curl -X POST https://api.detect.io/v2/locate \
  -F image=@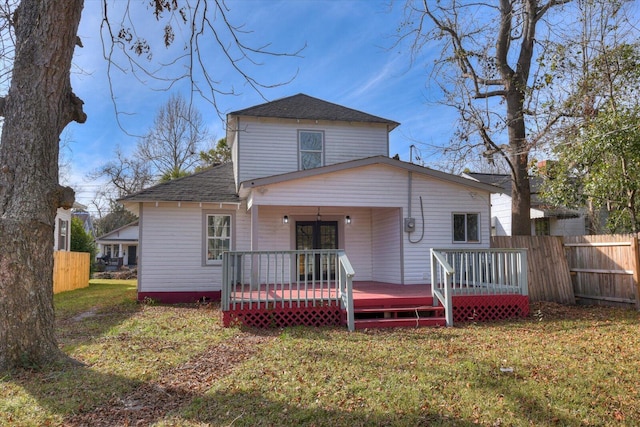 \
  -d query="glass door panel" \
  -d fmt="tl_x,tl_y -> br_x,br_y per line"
295,221 -> 338,280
